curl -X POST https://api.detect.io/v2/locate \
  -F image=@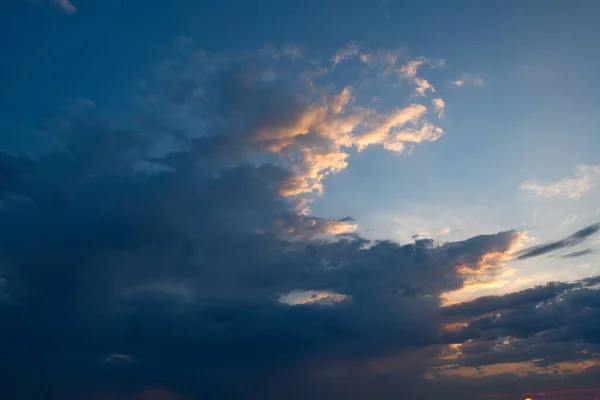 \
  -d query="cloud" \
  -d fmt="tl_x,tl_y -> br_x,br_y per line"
515,223 -> 600,260
440,281 -> 578,319
51,0 -> 76,13
398,59 -> 436,96
131,41 -> 444,202
104,353 -> 134,364
278,290 -> 350,306
399,59 -> 423,78
3,37 -> 600,400
450,73 -> 484,86
559,249 -> 594,258
0,39 -> 505,399
353,103 -> 428,150
432,97 -> 445,118
429,277 -> 600,396
521,165 -> 600,199
332,42 -> 360,65
523,387 -> 600,399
